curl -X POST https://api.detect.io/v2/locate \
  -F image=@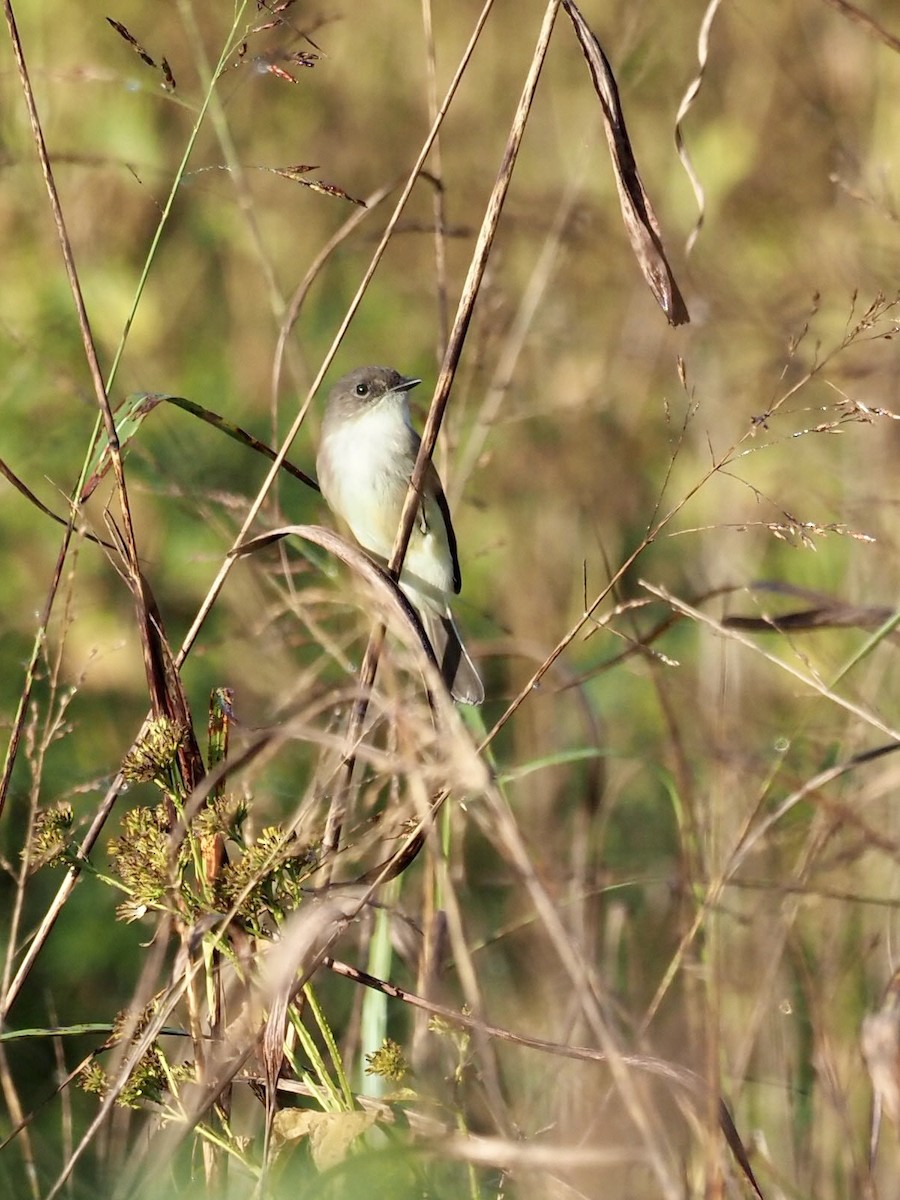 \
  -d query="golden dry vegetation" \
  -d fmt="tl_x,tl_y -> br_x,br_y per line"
2,2 -> 900,1197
